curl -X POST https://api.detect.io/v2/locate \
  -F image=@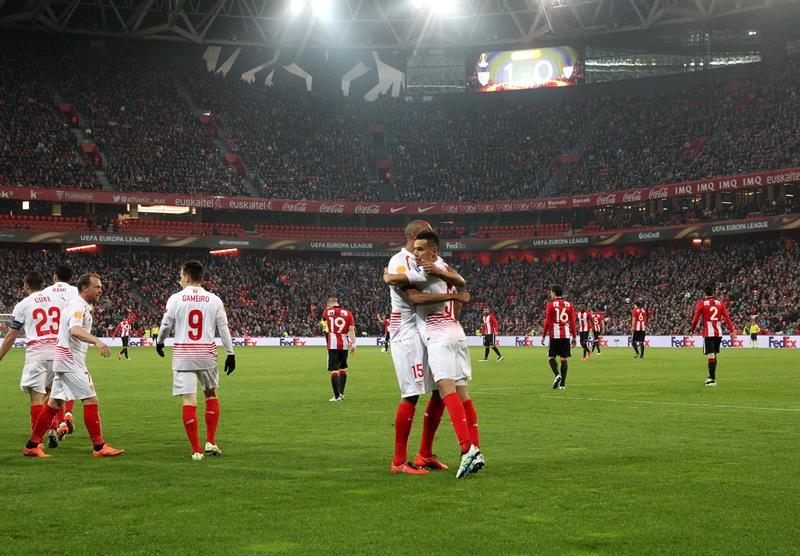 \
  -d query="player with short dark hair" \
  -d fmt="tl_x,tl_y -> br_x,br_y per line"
541,285 -> 577,390
589,306 -> 606,354
690,285 -> 736,387
479,308 -> 503,362
113,309 -> 137,361
631,300 -> 648,359
575,306 -> 591,360
323,298 -> 356,402
377,313 -> 391,352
